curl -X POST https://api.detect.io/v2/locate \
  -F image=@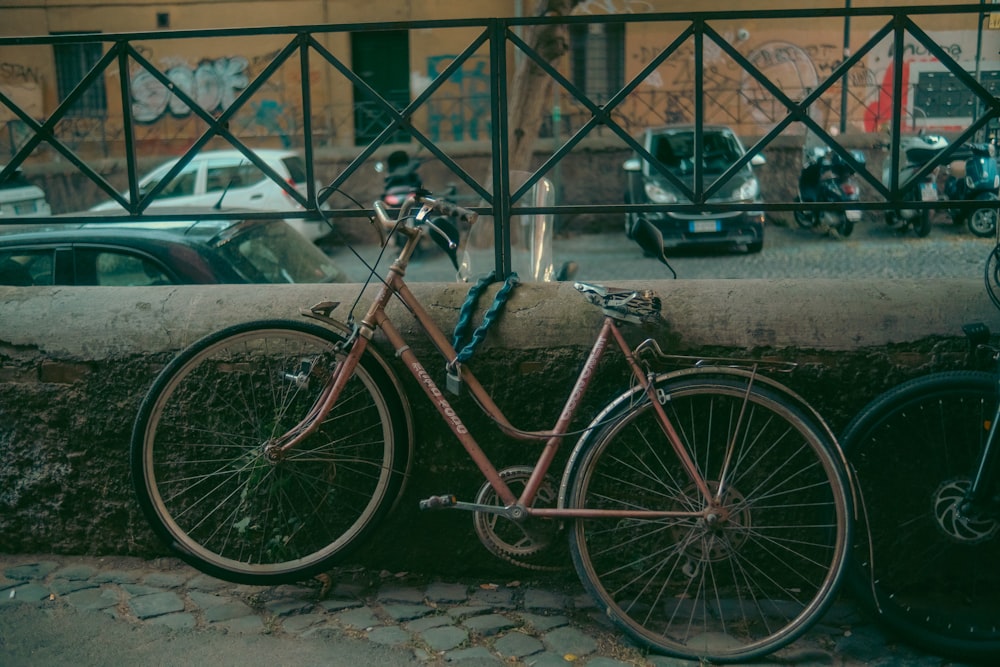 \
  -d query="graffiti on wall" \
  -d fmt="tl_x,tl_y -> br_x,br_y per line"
0,61 -> 44,122
621,28 -> 995,136
423,55 -> 490,142
131,56 -> 251,122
